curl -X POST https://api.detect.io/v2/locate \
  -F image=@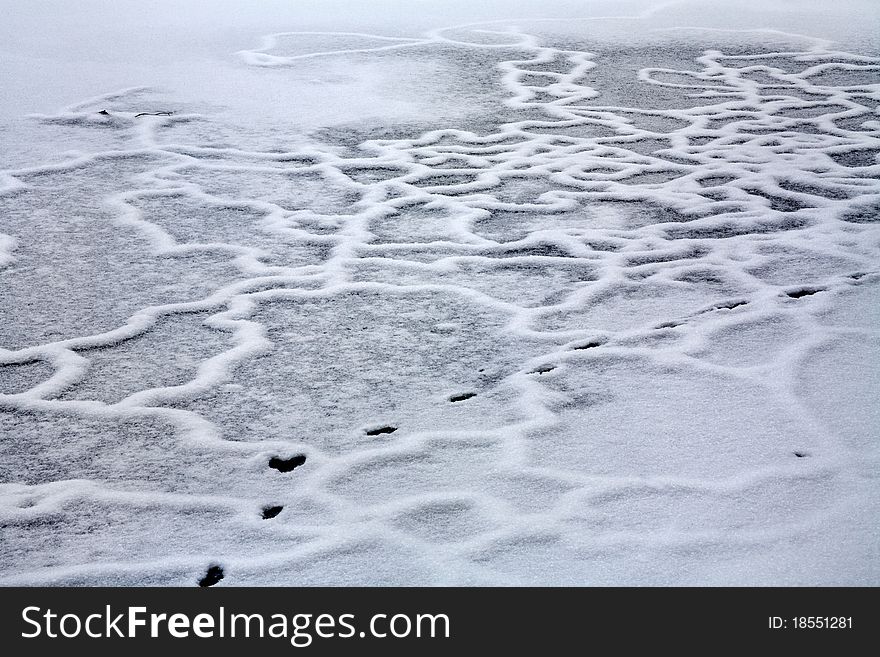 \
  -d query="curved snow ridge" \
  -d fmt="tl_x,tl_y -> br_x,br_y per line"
1,23 -> 878,585
236,31 -> 430,67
